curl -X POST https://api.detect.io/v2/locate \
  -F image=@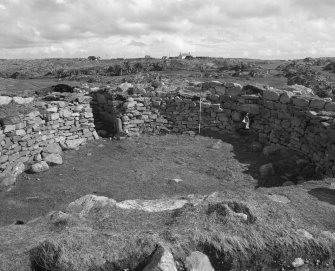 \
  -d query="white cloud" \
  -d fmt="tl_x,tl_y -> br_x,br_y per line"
0,0 -> 335,59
